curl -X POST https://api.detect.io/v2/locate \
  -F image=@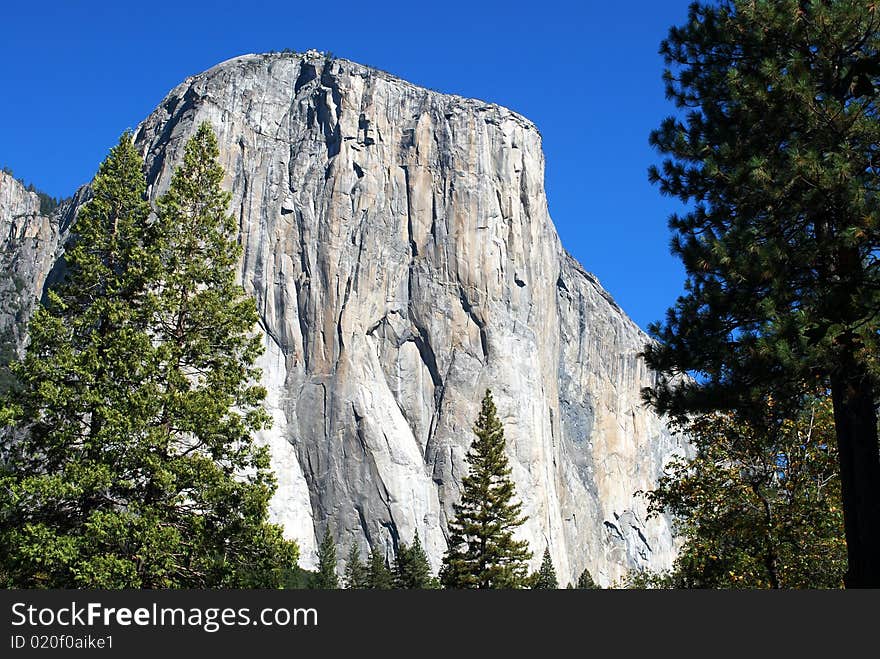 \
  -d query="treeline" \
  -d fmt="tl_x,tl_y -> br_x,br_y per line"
308,528 -> 439,590
301,529 -> 599,590
1,165 -> 65,215
300,392 -> 601,590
